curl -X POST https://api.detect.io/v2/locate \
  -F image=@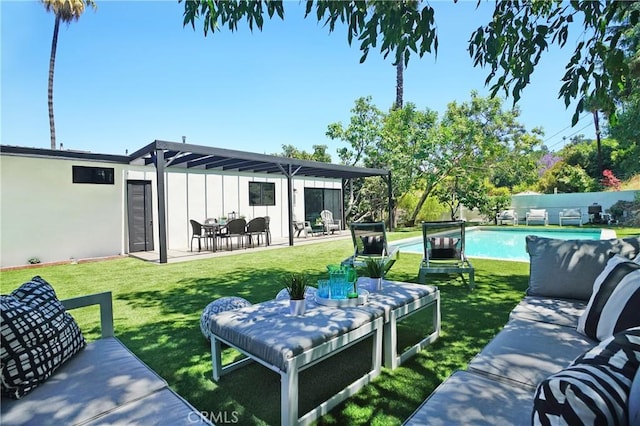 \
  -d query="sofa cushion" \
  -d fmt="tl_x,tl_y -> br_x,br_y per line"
532,327 -> 640,425
467,318 -> 596,389
526,236 -> 640,301
0,277 -> 86,399
509,296 -> 586,328
576,255 -> 640,341
0,337 -> 168,426
403,370 -> 534,426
